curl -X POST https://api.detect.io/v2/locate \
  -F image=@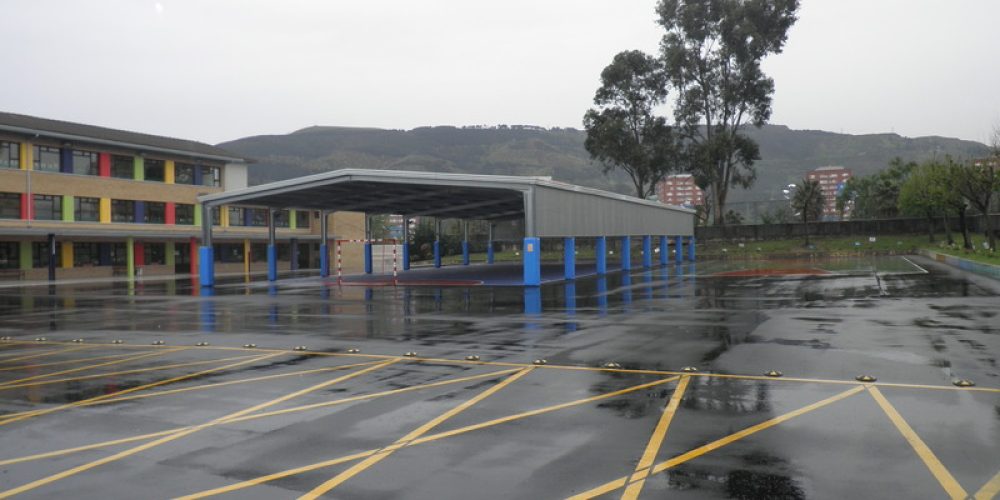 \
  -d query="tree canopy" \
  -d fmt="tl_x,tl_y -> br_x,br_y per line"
657,0 -> 799,224
790,178 -> 823,244
583,50 -> 680,199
